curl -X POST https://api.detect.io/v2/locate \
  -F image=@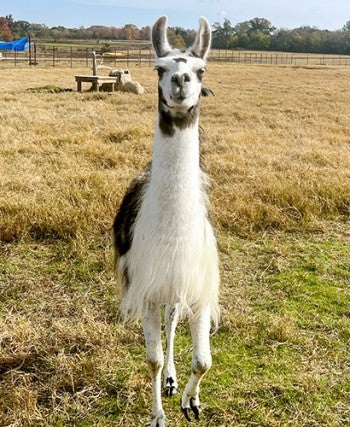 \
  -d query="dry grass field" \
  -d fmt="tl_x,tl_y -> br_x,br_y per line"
0,63 -> 349,426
